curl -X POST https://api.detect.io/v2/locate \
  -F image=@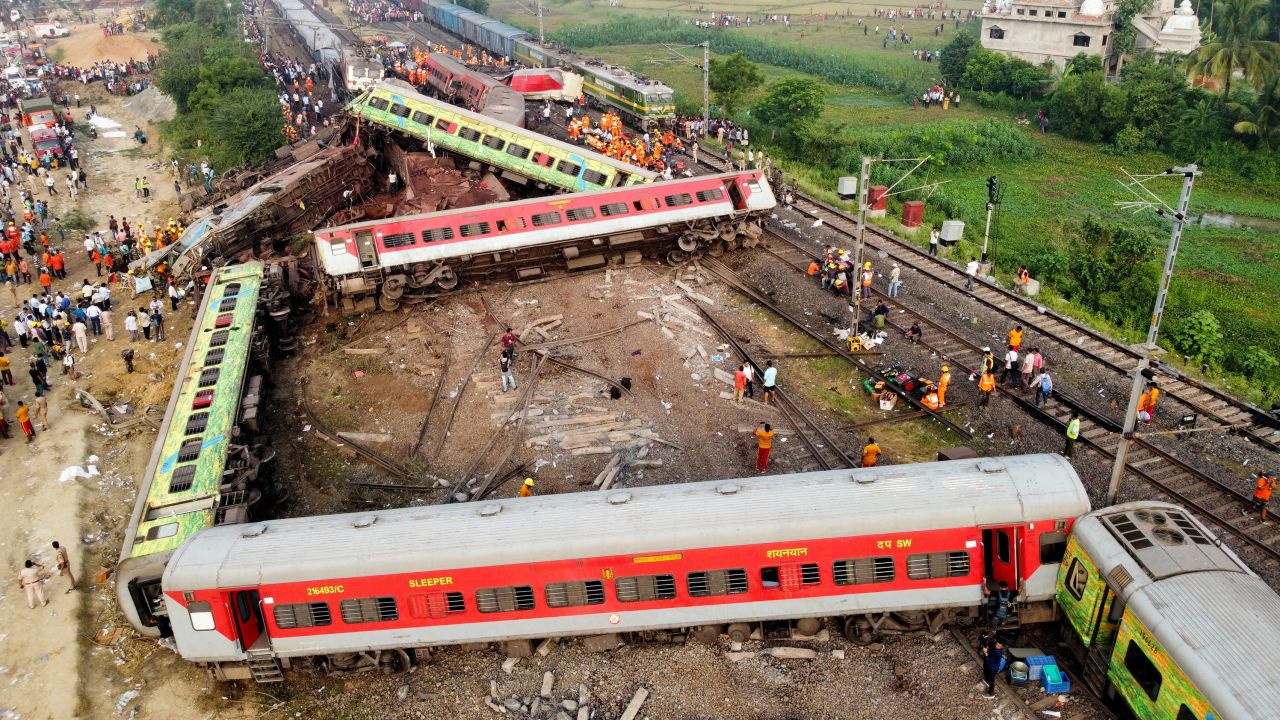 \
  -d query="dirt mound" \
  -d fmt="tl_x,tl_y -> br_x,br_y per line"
121,84 -> 176,123
51,23 -> 159,67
